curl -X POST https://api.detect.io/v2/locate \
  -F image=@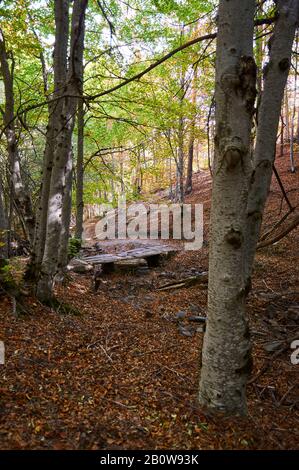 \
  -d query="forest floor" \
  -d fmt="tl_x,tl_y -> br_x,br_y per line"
0,152 -> 298,450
